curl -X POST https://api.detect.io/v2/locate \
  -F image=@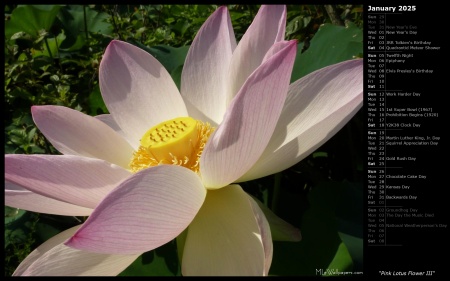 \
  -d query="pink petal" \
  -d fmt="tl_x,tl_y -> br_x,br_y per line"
5,154 -> 131,209
181,6 -> 236,125
65,165 -> 206,254
32,105 -> 134,168
262,40 -> 294,63
200,41 -> 297,188
239,59 -> 363,181
100,40 -> 188,147
182,185 -> 269,276
14,226 -> 139,276
228,5 -> 286,103
5,181 -> 93,216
